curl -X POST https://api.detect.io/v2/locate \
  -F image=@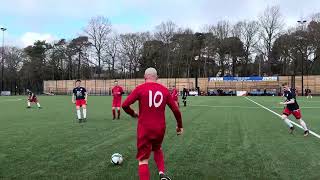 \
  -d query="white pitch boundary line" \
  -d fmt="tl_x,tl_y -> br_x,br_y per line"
189,104 -> 320,109
189,105 -> 259,109
245,97 -> 320,139
263,100 -> 320,103
0,98 -> 22,102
